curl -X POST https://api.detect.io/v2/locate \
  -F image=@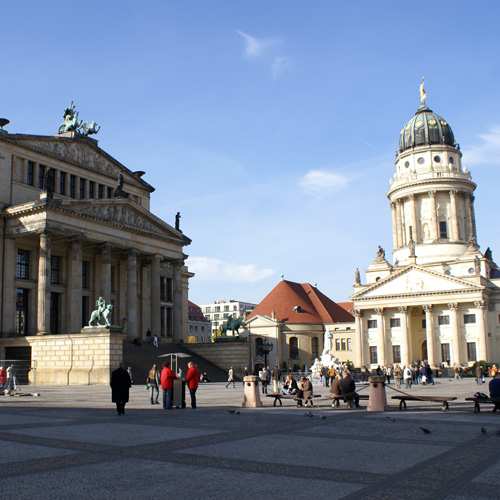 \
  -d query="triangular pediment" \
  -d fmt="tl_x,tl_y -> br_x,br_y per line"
6,135 -> 152,191
245,314 -> 280,327
352,265 -> 483,300
66,200 -> 186,241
